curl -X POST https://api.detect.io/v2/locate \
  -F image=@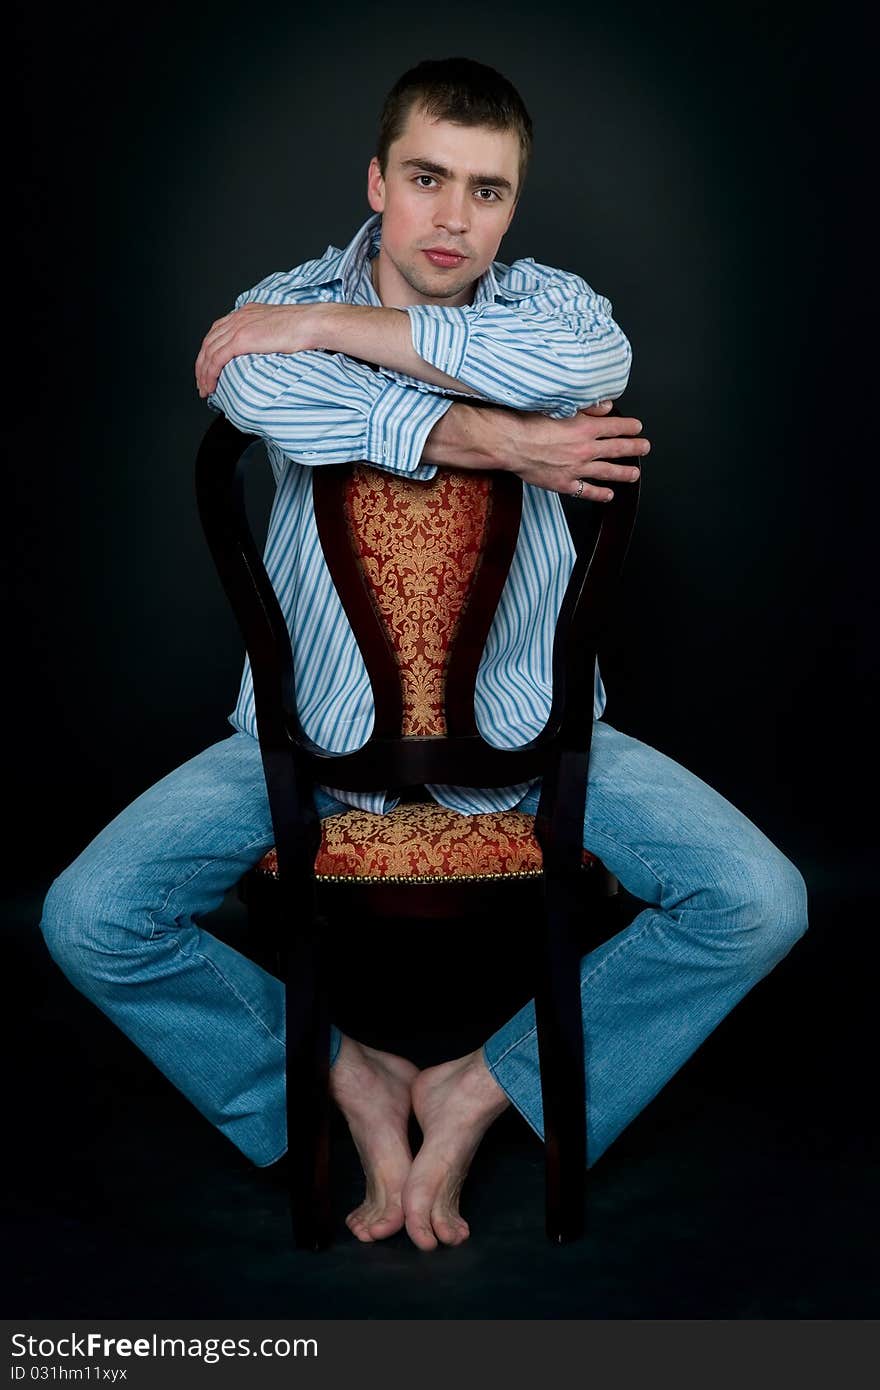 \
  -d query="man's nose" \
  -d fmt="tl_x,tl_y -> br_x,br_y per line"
434,186 -> 470,235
